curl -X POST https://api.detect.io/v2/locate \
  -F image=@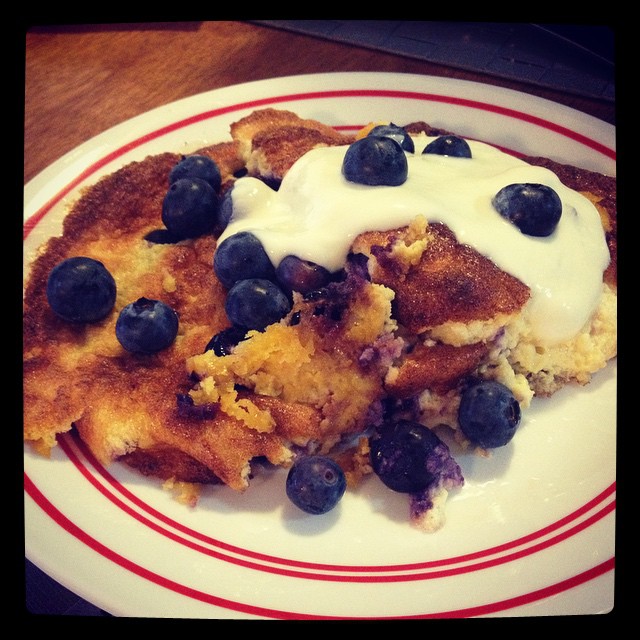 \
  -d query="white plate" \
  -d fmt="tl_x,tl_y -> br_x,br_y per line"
24,72 -> 616,619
